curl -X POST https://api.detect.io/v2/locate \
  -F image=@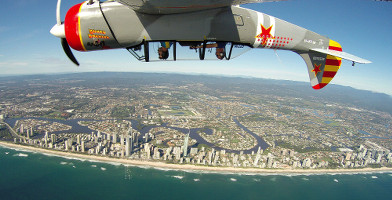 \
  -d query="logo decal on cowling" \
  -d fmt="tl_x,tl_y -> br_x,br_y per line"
88,29 -> 109,39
